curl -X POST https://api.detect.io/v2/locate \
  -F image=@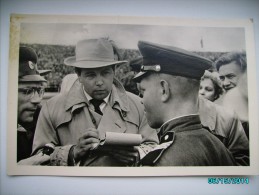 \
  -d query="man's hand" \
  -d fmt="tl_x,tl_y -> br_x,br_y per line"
101,146 -> 140,166
18,153 -> 50,165
73,128 -> 99,162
